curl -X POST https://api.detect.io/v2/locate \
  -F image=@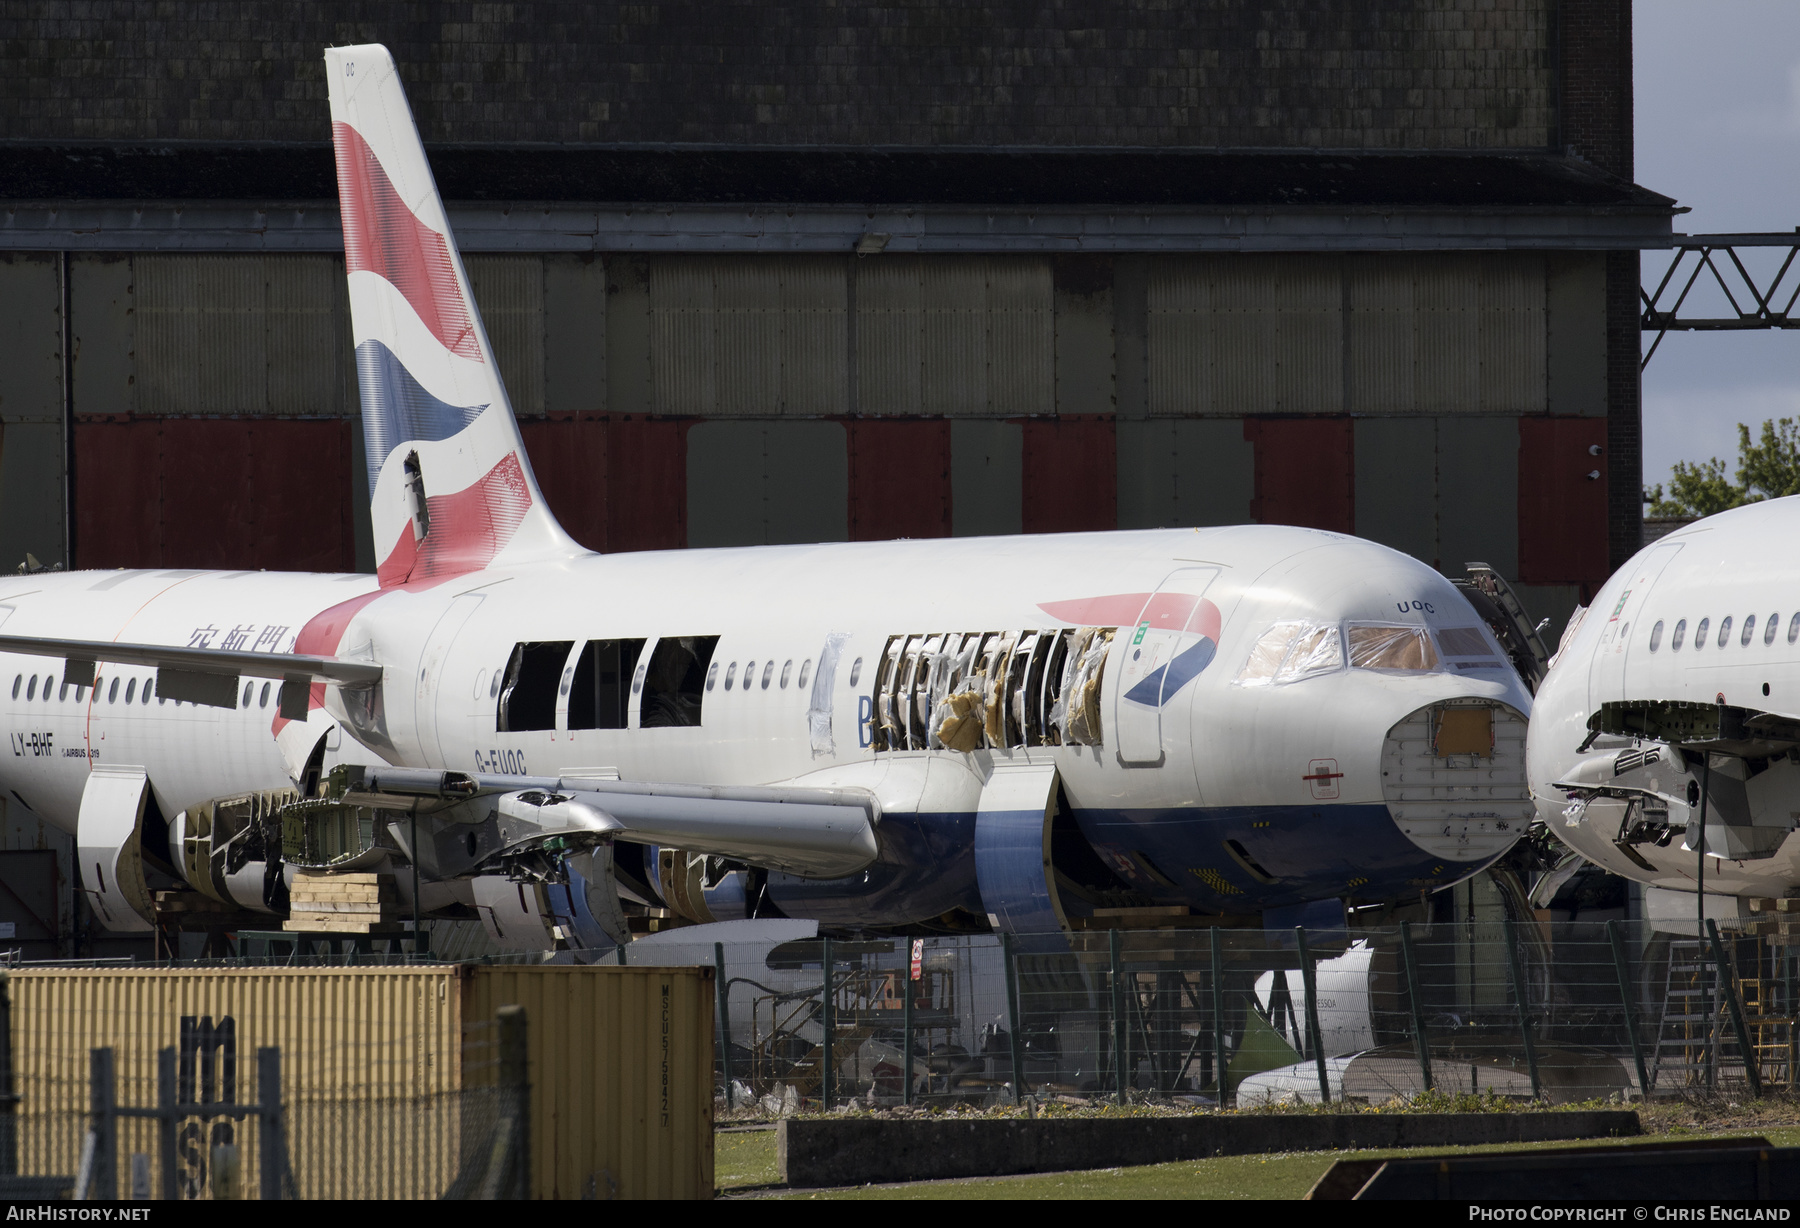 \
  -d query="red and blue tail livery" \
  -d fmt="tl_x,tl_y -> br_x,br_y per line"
325,45 -> 573,588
